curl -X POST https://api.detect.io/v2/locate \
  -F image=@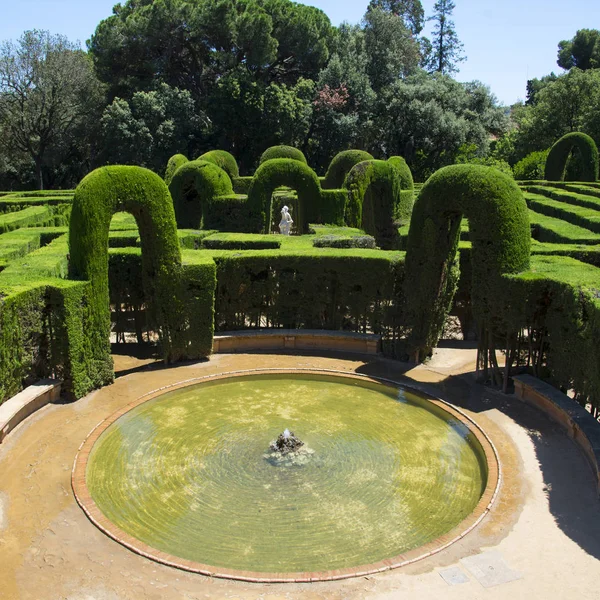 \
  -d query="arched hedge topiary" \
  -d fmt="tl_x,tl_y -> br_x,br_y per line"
198,150 -> 240,179
544,132 -> 599,182
322,150 -> 374,189
68,166 -> 189,381
247,159 -> 321,233
343,160 -> 412,248
259,145 -> 307,165
168,160 -> 234,229
404,164 -> 530,361
164,154 -> 189,186
387,156 -> 414,222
